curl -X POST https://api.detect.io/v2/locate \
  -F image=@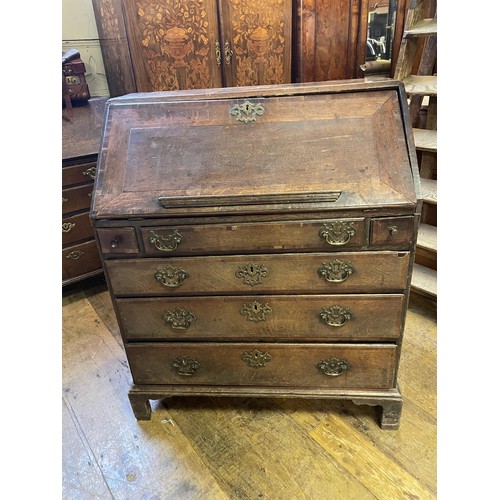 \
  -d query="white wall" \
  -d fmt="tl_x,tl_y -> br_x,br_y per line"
62,0 -> 109,97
